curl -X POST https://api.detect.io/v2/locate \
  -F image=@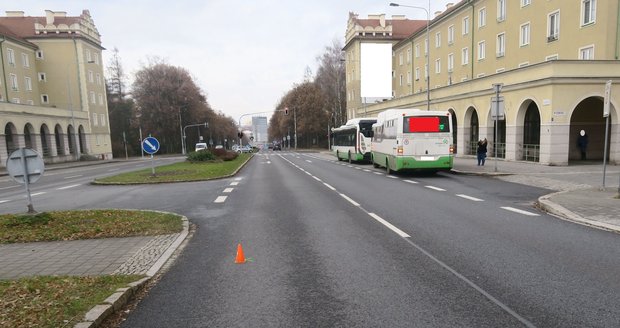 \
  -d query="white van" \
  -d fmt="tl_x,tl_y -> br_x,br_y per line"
195,143 -> 207,152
